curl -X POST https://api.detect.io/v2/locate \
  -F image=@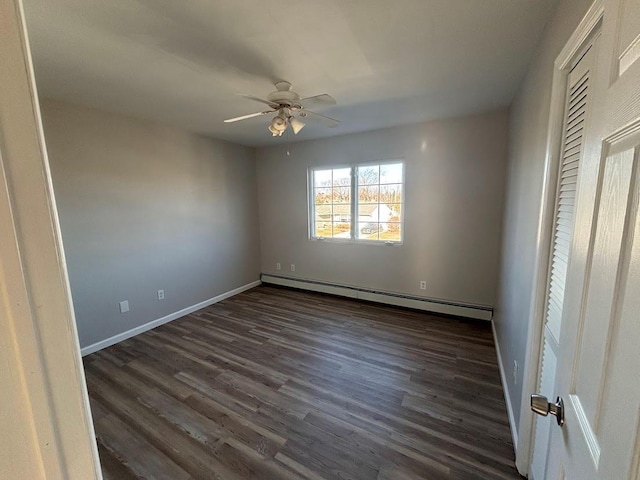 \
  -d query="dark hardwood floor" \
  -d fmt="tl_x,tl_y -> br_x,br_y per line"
84,285 -> 522,480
